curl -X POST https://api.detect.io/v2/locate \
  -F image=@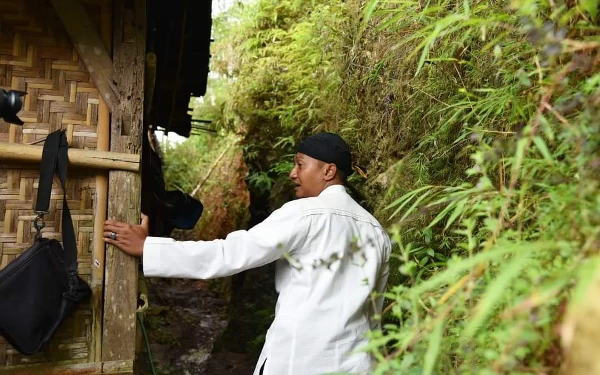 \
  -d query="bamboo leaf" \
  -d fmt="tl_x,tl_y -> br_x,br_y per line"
398,188 -> 437,222
445,198 -> 467,230
385,185 -> 434,219
362,0 -> 381,23
377,11 -> 407,31
416,41 -> 432,75
411,241 -> 557,295
462,252 -> 532,341
358,0 -> 381,39
414,14 -> 468,75
581,0 -> 599,18
569,255 -> 600,306
426,200 -> 457,229
512,137 -> 529,177
423,317 -> 445,375
533,136 -> 554,162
